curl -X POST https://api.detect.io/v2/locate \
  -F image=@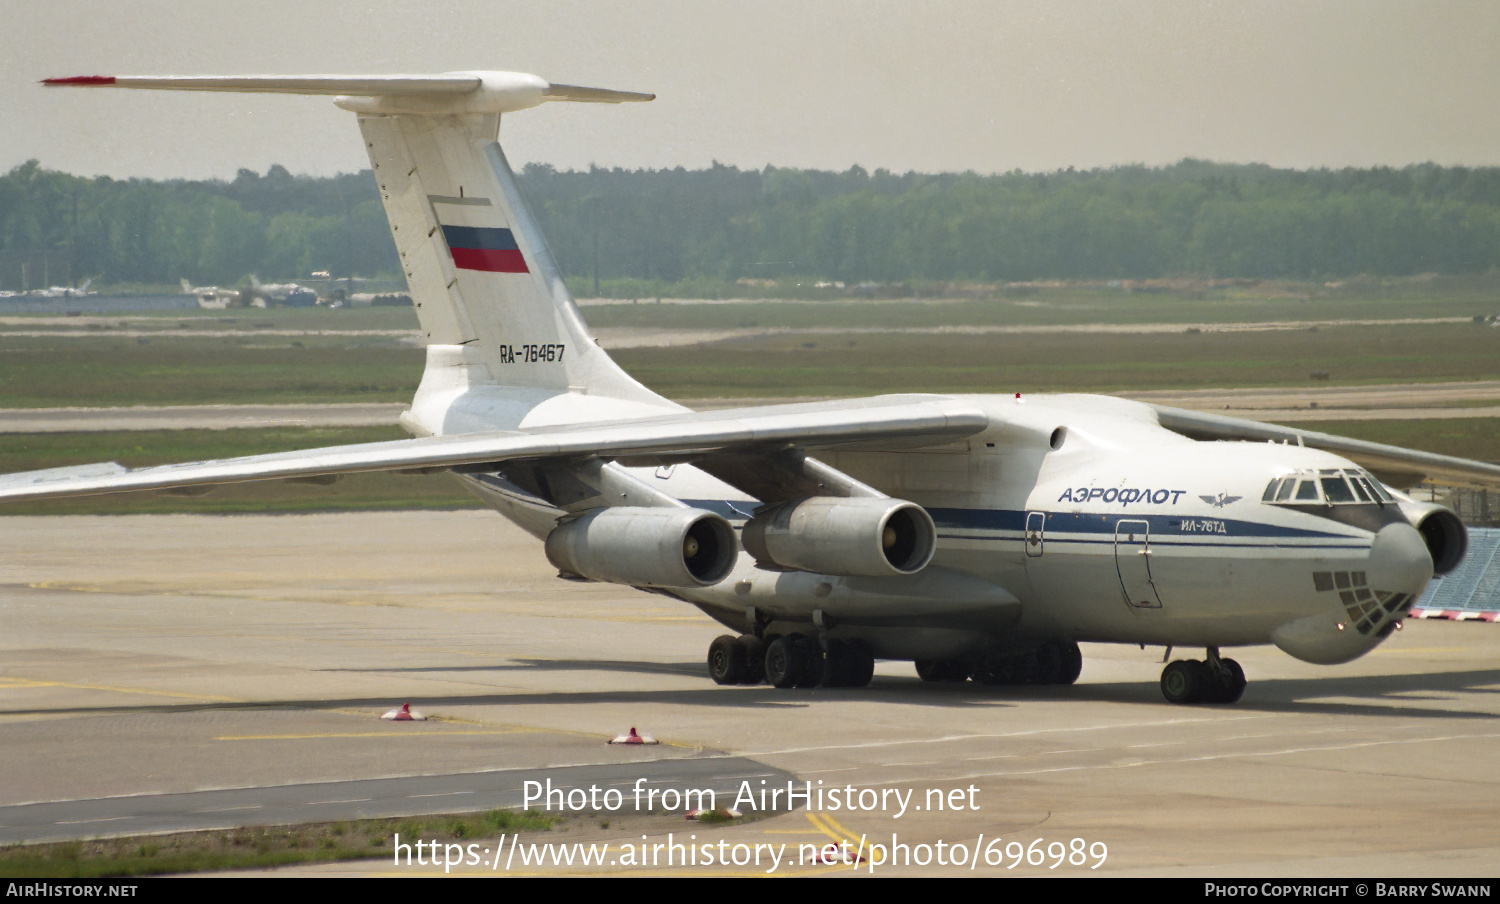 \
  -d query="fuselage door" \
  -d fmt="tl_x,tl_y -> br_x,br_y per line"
1114,518 -> 1162,608
1025,511 -> 1045,557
